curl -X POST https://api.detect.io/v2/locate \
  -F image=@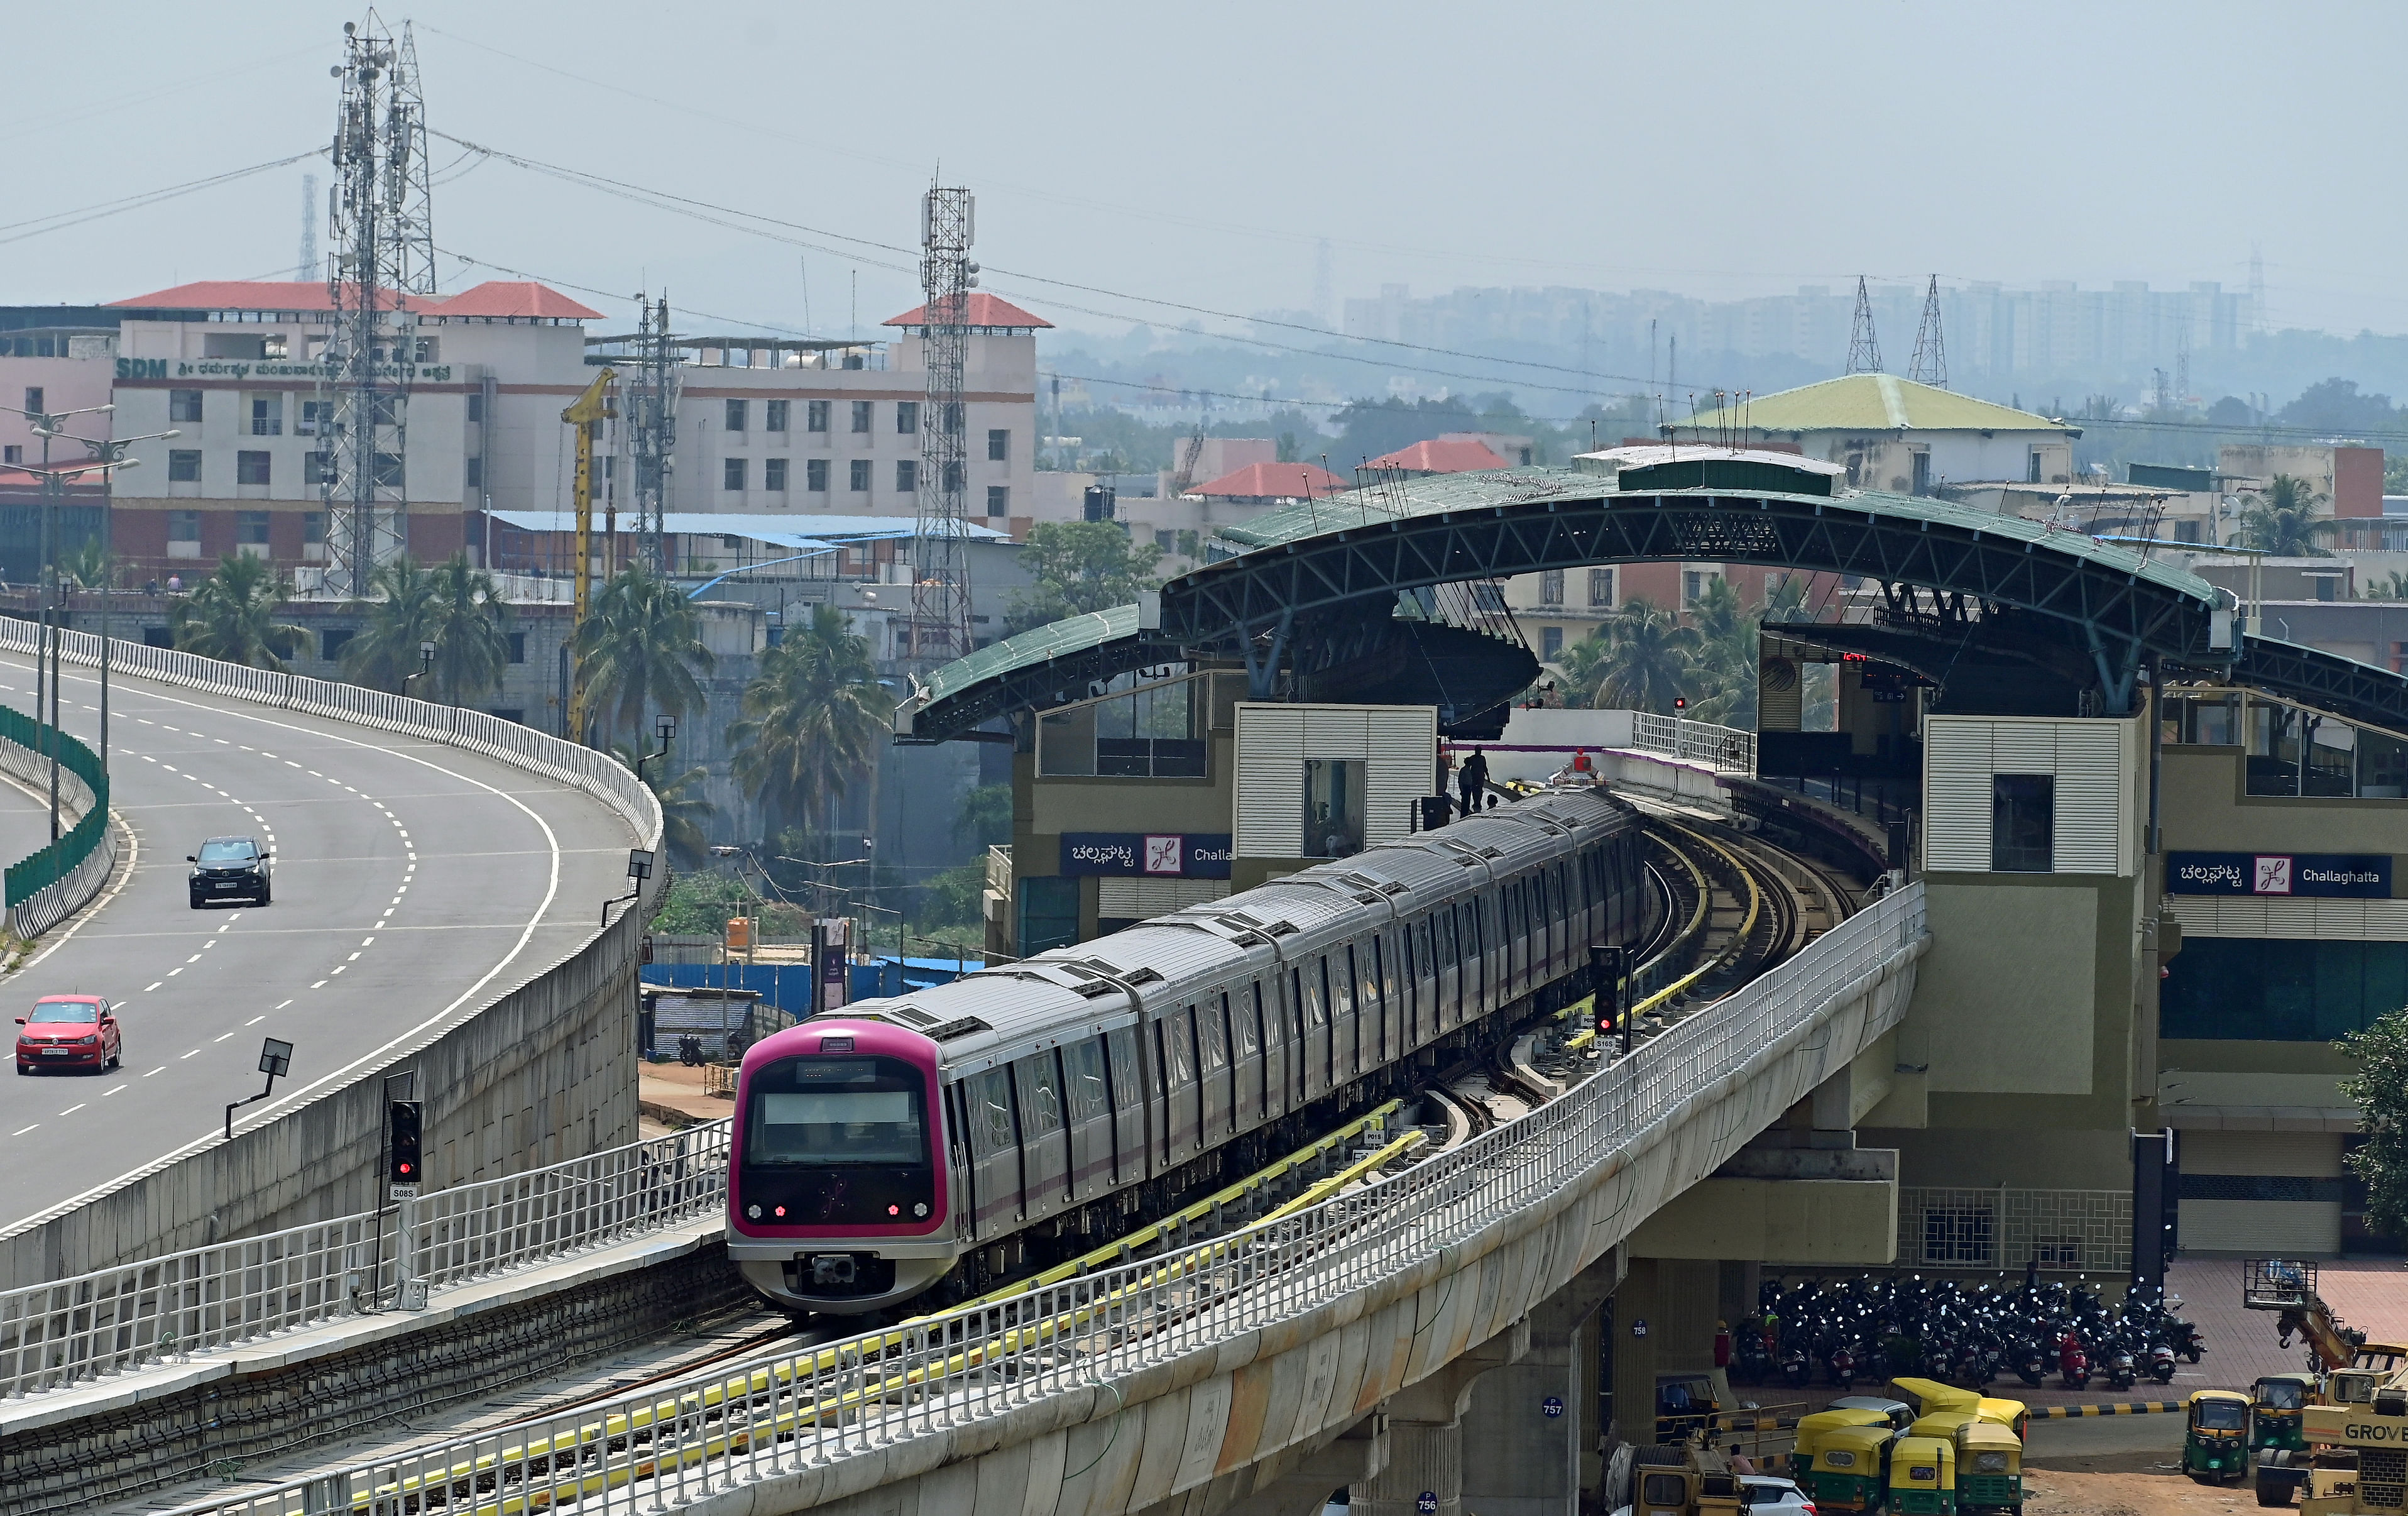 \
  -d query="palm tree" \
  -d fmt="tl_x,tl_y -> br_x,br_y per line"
170,554 -> 304,669
610,741 -> 715,869
2239,475 -> 2334,556
1562,596 -> 1699,714
341,557 -> 439,692
571,566 -> 714,745
730,603 -> 890,840
420,552 -> 512,706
